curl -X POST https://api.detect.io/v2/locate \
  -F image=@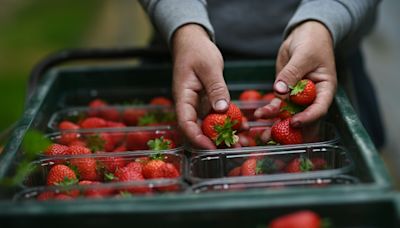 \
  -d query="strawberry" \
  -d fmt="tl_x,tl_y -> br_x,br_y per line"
142,159 -> 166,179
279,100 -> 304,120
225,103 -> 243,130
126,131 -> 154,150
65,145 -> 91,156
163,163 -> 180,178
228,166 -> 241,177
86,133 -> 115,152
240,158 -> 262,176
239,90 -> 262,101
310,157 -> 328,170
125,162 -> 143,174
47,164 -> 78,186
44,144 -> 68,156
147,137 -> 176,150
285,157 -> 314,173
262,92 -> 275,102
88,99 -> 107,117
114,165 -> 151,194
202,113 -> 239,147
99,155 -> 127,173
113,144 -> 127,152
70,157 -> 101,181
290,79 -> 316,106
68,139 -> 87,147
259,157 -> 285,174
80,117 -> 107,129
99,108 -> 120,122
37,191 -> 55,201
149,96 -> 173,106
53,194 -> 74,200
271,118 -> 303,145
79,180 -> 114,198
58,121 -> 80,145
268,210 -> 322,228
122,108 -> 147,126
